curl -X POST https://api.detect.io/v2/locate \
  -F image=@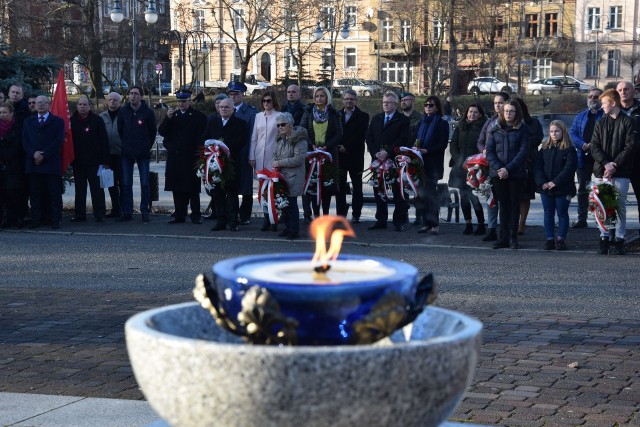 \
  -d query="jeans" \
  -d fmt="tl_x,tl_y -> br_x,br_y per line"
575,159 -> 594,222
602,177 -> 629,240
487,184 -> 499,229
121,157 -> 150,216
540,193 -> 571,240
